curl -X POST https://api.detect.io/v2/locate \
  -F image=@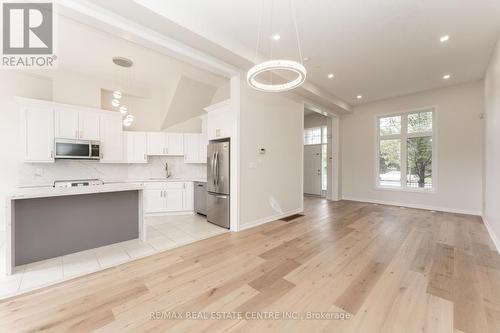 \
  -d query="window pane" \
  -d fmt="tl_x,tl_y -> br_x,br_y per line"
379,139 -> 401,187
322,144 -> 327,191
304,127 -> 322,145
322,126 -> 328,144
379,116 -> 401,136
408,111 -> 432,133
407,136 -> 432,189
